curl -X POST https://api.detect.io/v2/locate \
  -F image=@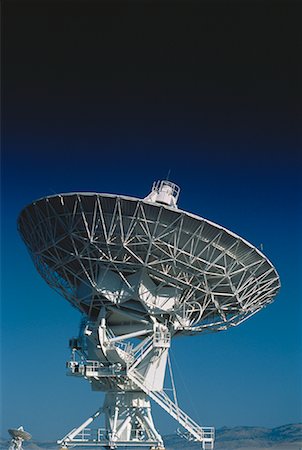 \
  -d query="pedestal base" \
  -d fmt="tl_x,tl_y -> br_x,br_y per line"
104,391 -> 163,446
58,391 -> 163,449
